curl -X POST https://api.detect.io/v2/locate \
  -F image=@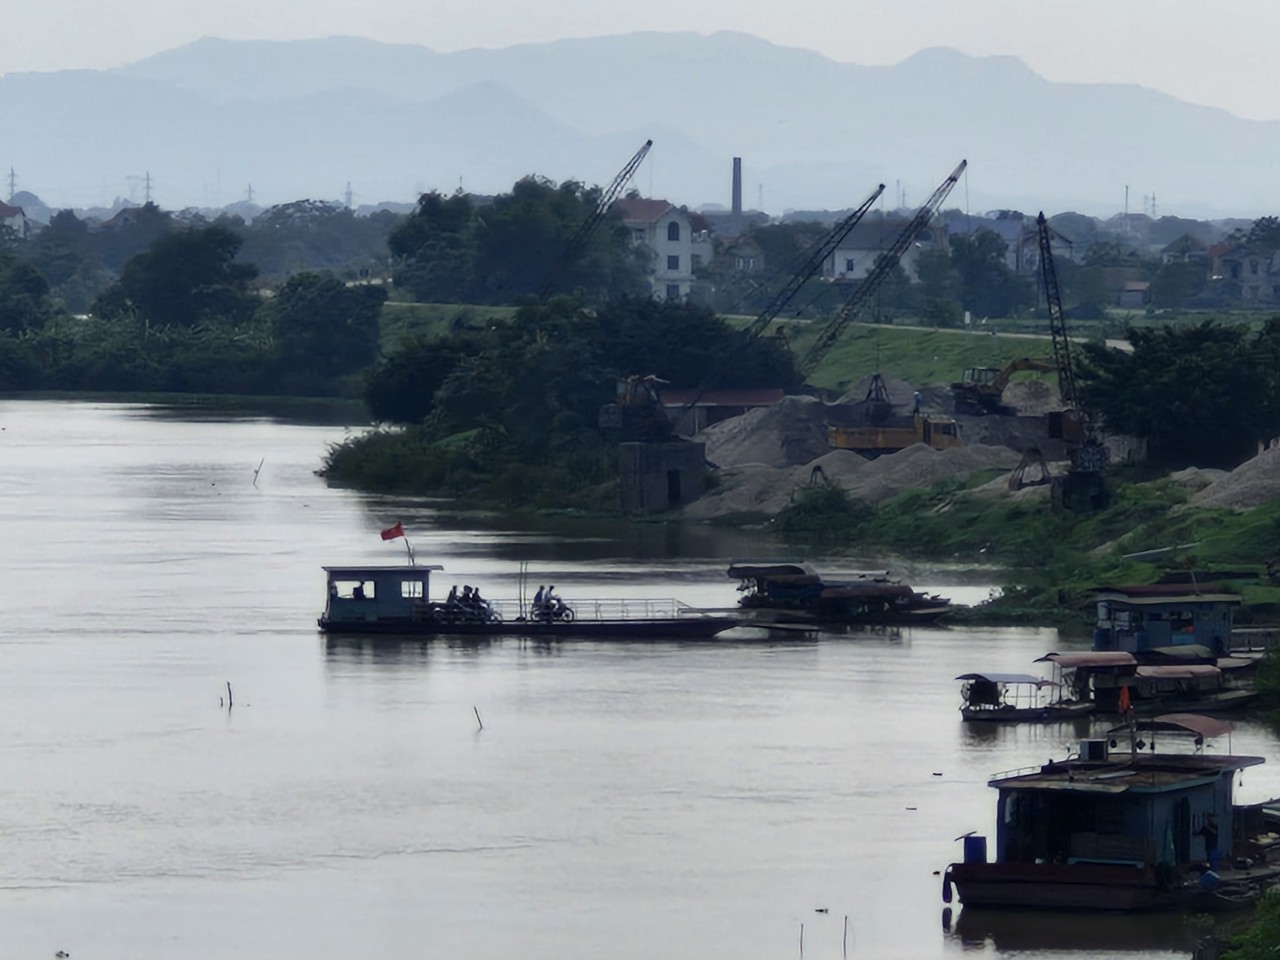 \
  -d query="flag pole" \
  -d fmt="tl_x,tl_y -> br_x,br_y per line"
404,535 -> 415,566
